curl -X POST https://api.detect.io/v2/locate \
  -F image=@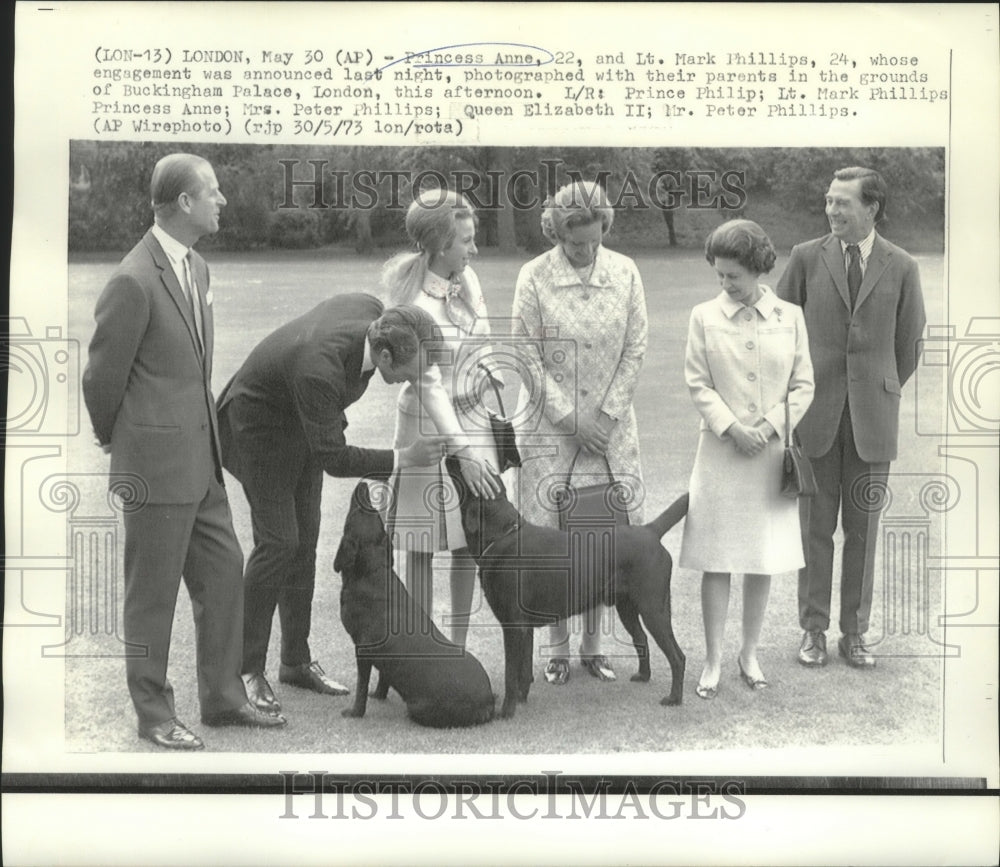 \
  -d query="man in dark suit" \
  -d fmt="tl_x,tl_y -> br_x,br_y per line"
217,297 -> 500,714
777,166 -> 926,669
83,153 -> 286,750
